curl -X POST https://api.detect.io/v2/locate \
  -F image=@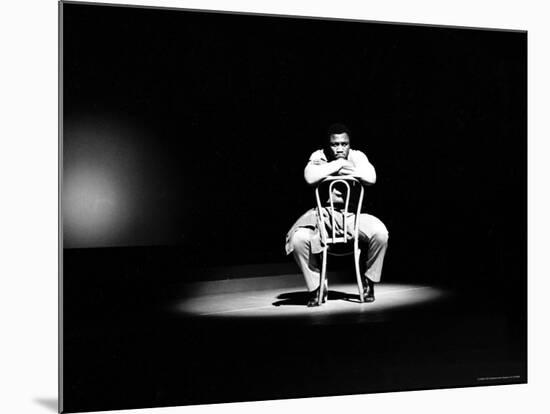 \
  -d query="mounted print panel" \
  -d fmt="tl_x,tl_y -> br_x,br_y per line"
60,1 -> 527,412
